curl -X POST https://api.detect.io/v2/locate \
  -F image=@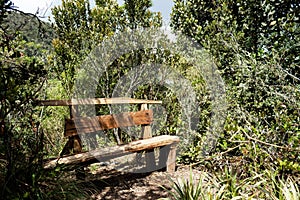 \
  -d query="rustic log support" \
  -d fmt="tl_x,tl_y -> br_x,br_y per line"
166,144 -> 177,173
44,135 -> 180,170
